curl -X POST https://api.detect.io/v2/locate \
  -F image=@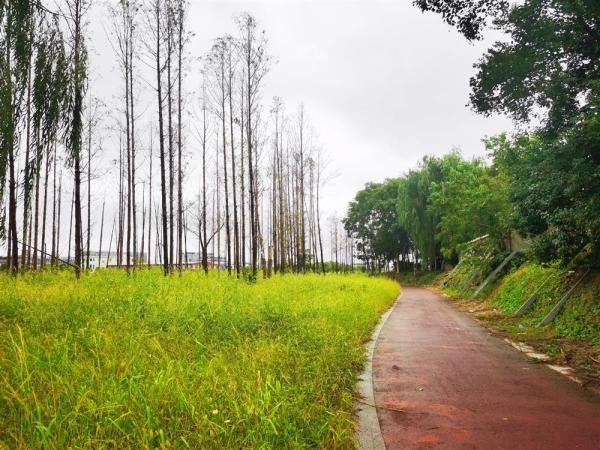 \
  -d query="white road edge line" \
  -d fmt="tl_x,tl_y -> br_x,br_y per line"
355,291 -> 403,450
503,338 -> 582,384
